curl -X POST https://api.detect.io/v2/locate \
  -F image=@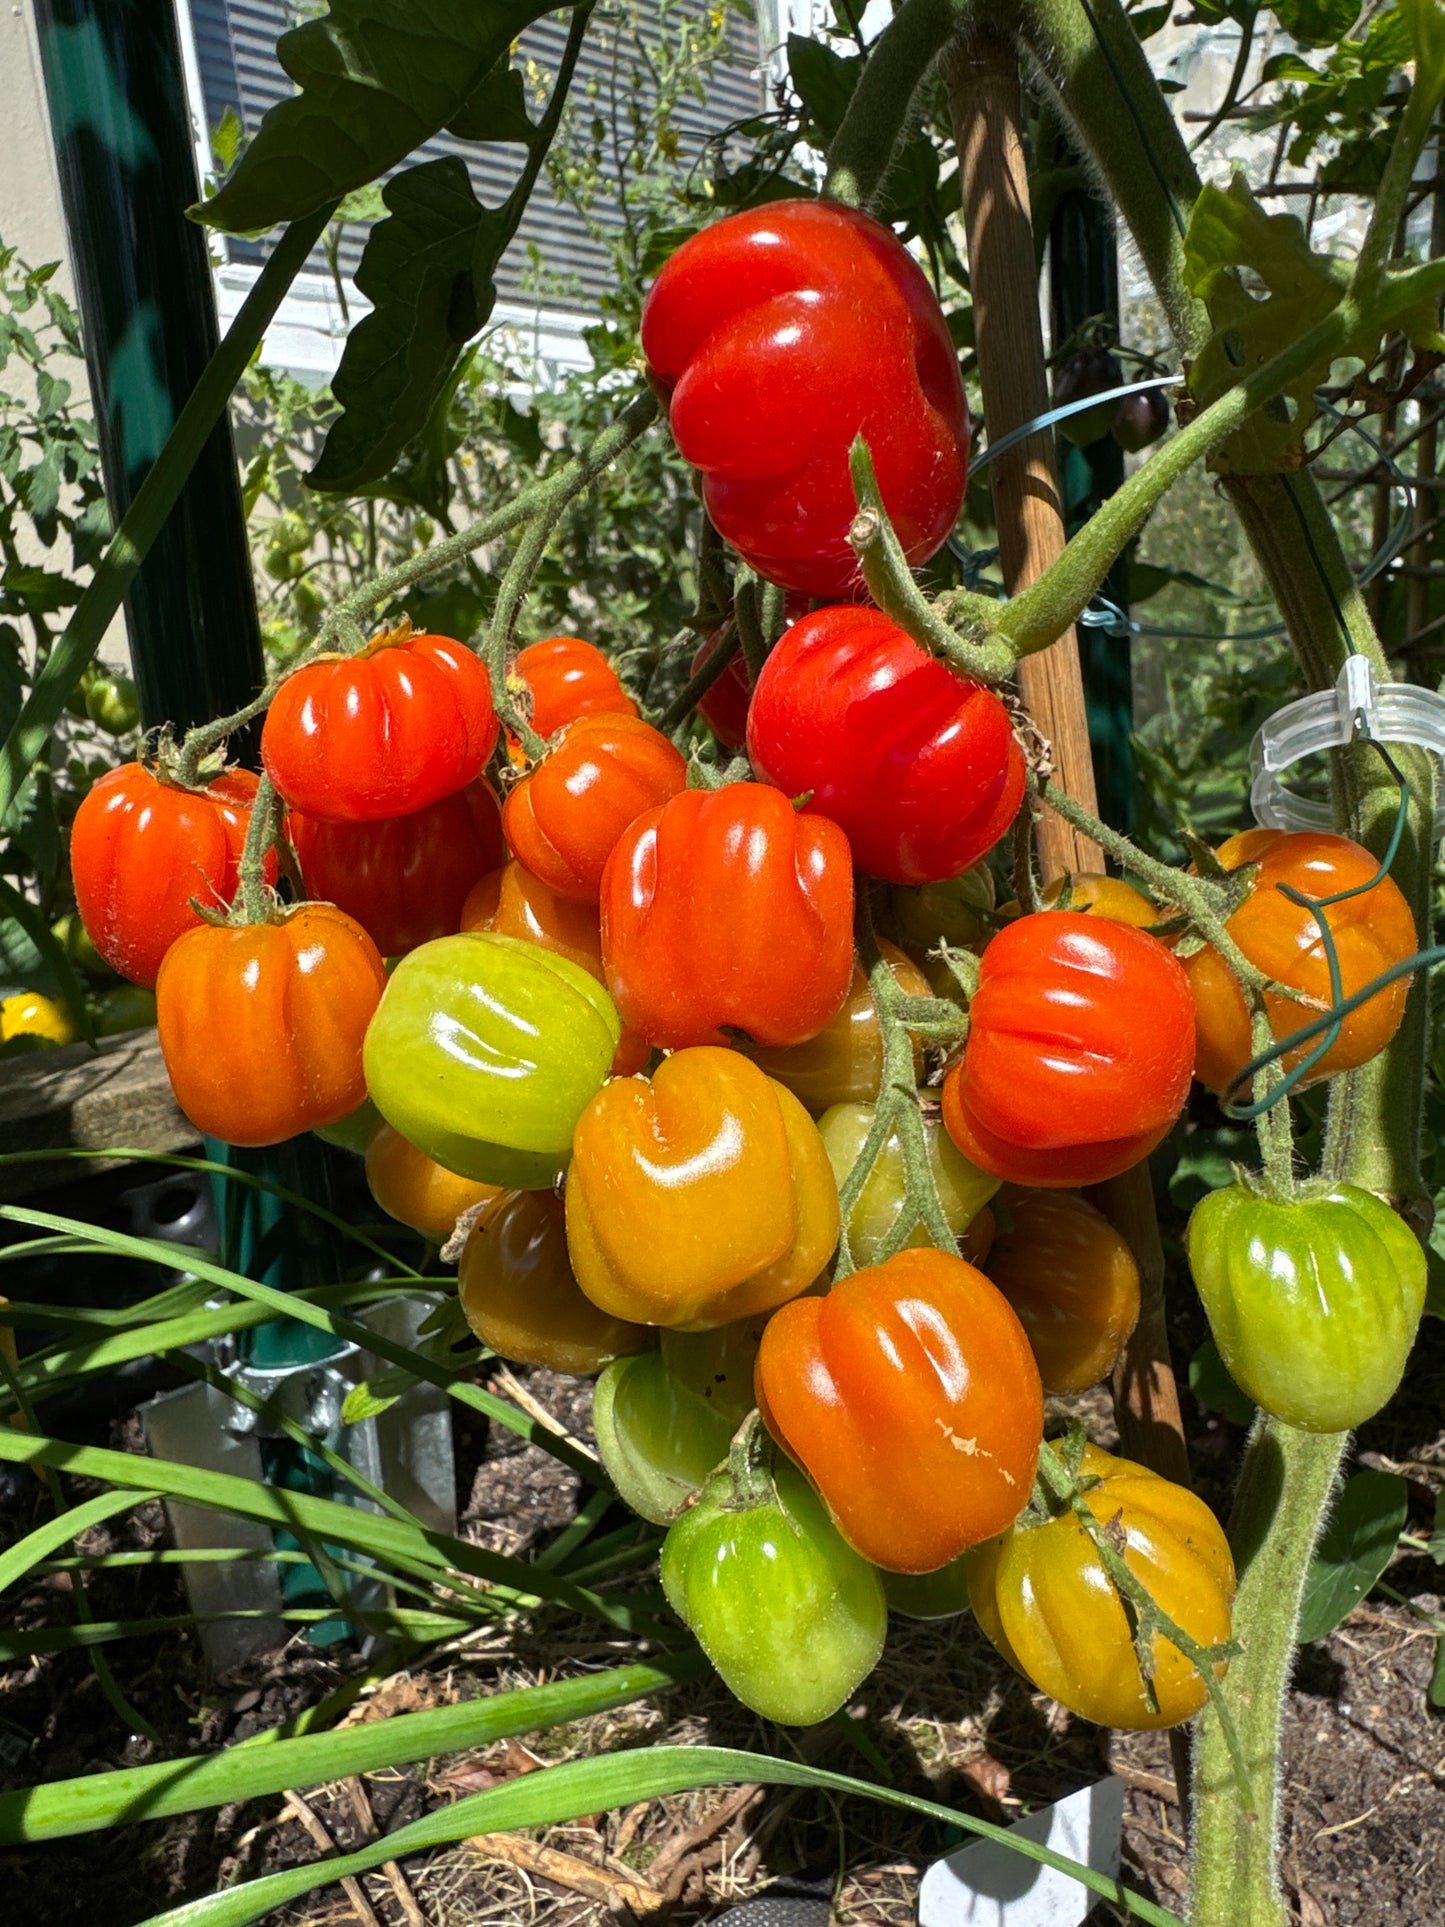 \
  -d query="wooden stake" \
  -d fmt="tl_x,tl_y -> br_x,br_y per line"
946,33 -> 1189,1486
